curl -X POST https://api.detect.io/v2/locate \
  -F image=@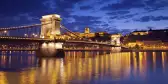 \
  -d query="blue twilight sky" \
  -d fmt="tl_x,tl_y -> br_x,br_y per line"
0,0 -> 168,34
